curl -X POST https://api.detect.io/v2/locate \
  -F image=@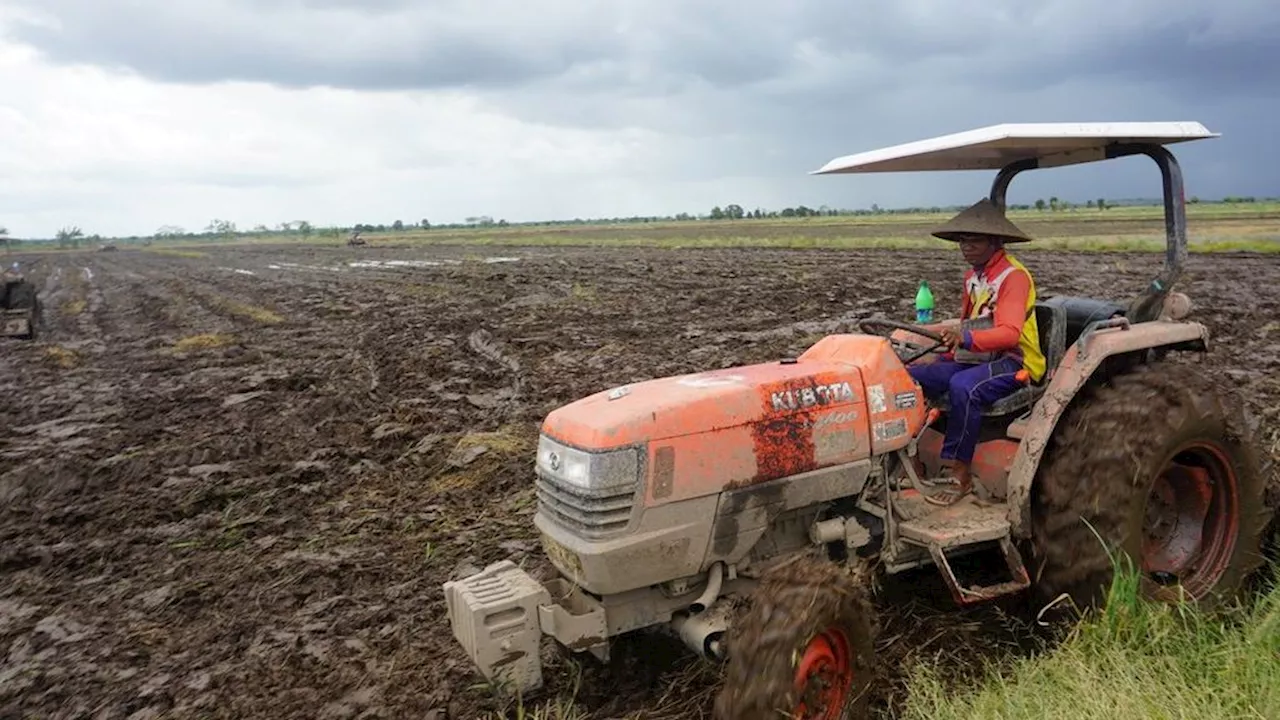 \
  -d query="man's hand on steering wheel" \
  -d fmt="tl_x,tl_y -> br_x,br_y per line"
939,327 -> 963,350
855,317 -> 951,365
